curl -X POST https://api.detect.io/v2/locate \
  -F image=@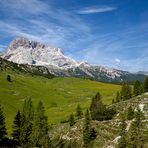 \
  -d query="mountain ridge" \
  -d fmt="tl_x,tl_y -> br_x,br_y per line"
2,37 -> 146,83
